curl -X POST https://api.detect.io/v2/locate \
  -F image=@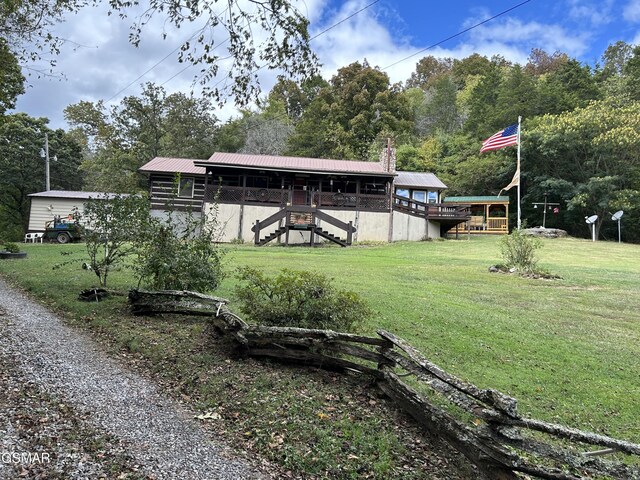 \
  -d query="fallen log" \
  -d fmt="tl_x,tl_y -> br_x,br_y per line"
128,289 -> 228,316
